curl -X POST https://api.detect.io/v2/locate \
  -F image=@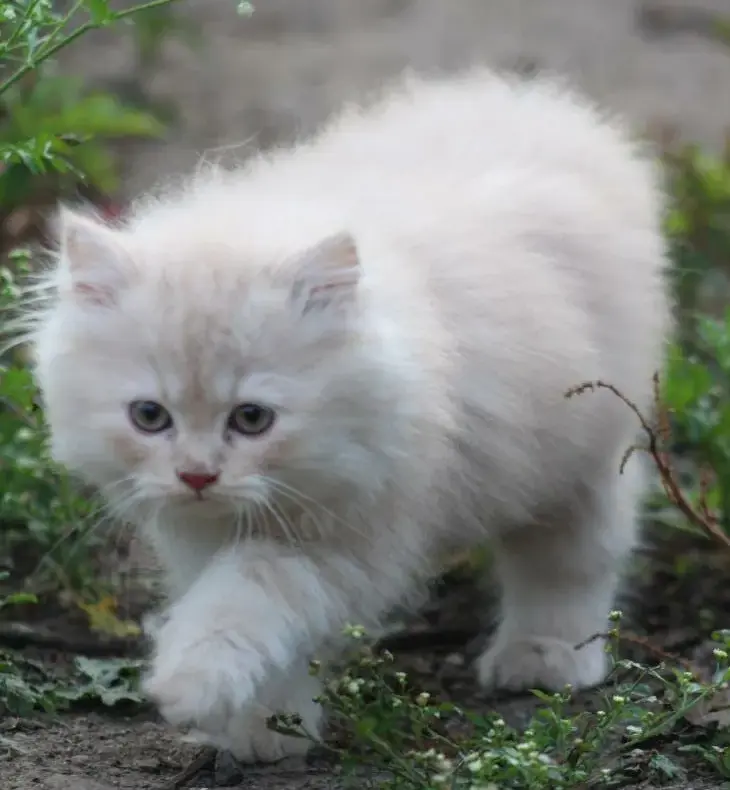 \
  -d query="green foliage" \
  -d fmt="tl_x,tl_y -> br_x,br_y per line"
58,656 -> 145,708
663,141 -> 730,343
276,621 -> 730,789
0,651 -> 144,717
663,310 -> 730,531
0,263 -> 98,593
660,143 -> 730,533
0,0 -> 180,209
